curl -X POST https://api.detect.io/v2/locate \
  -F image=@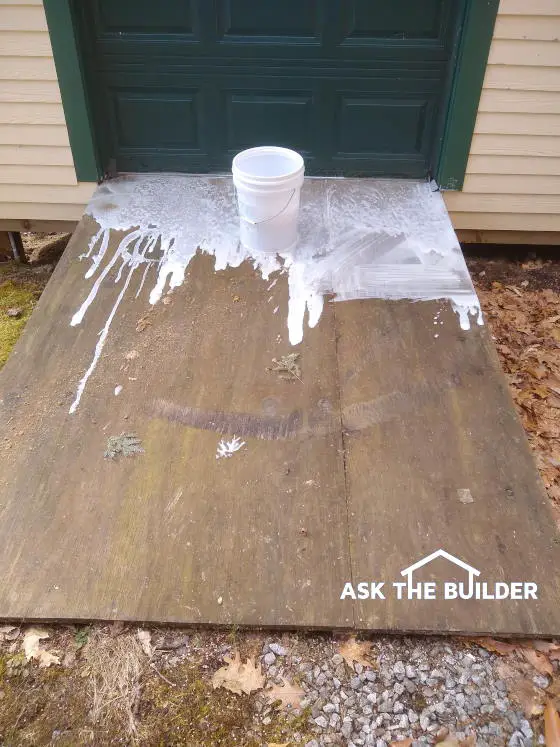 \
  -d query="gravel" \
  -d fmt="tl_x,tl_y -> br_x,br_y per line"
254,635 -> 550,746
